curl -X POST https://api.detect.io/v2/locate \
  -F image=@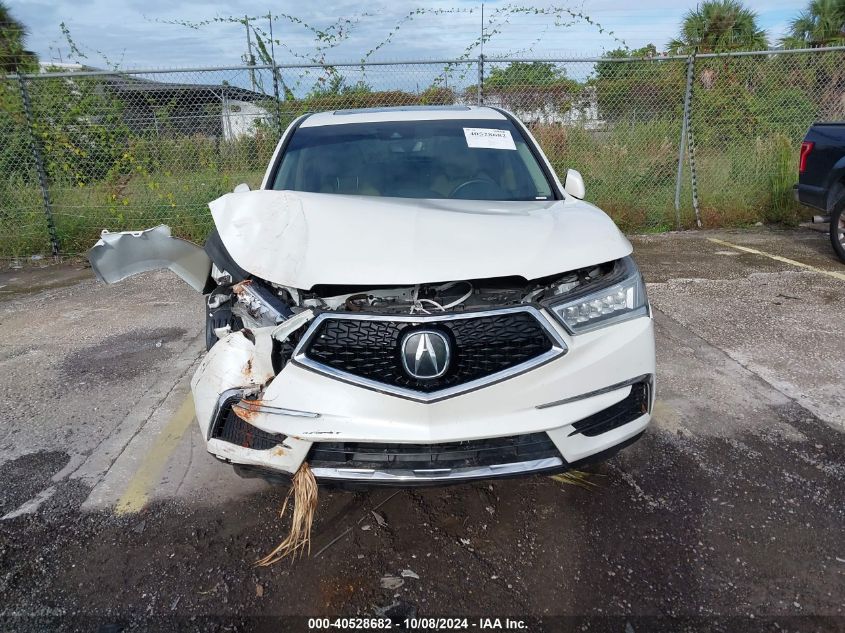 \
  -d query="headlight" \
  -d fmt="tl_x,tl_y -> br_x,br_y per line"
232,280 -> 292,327
546,257 -> 649,333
